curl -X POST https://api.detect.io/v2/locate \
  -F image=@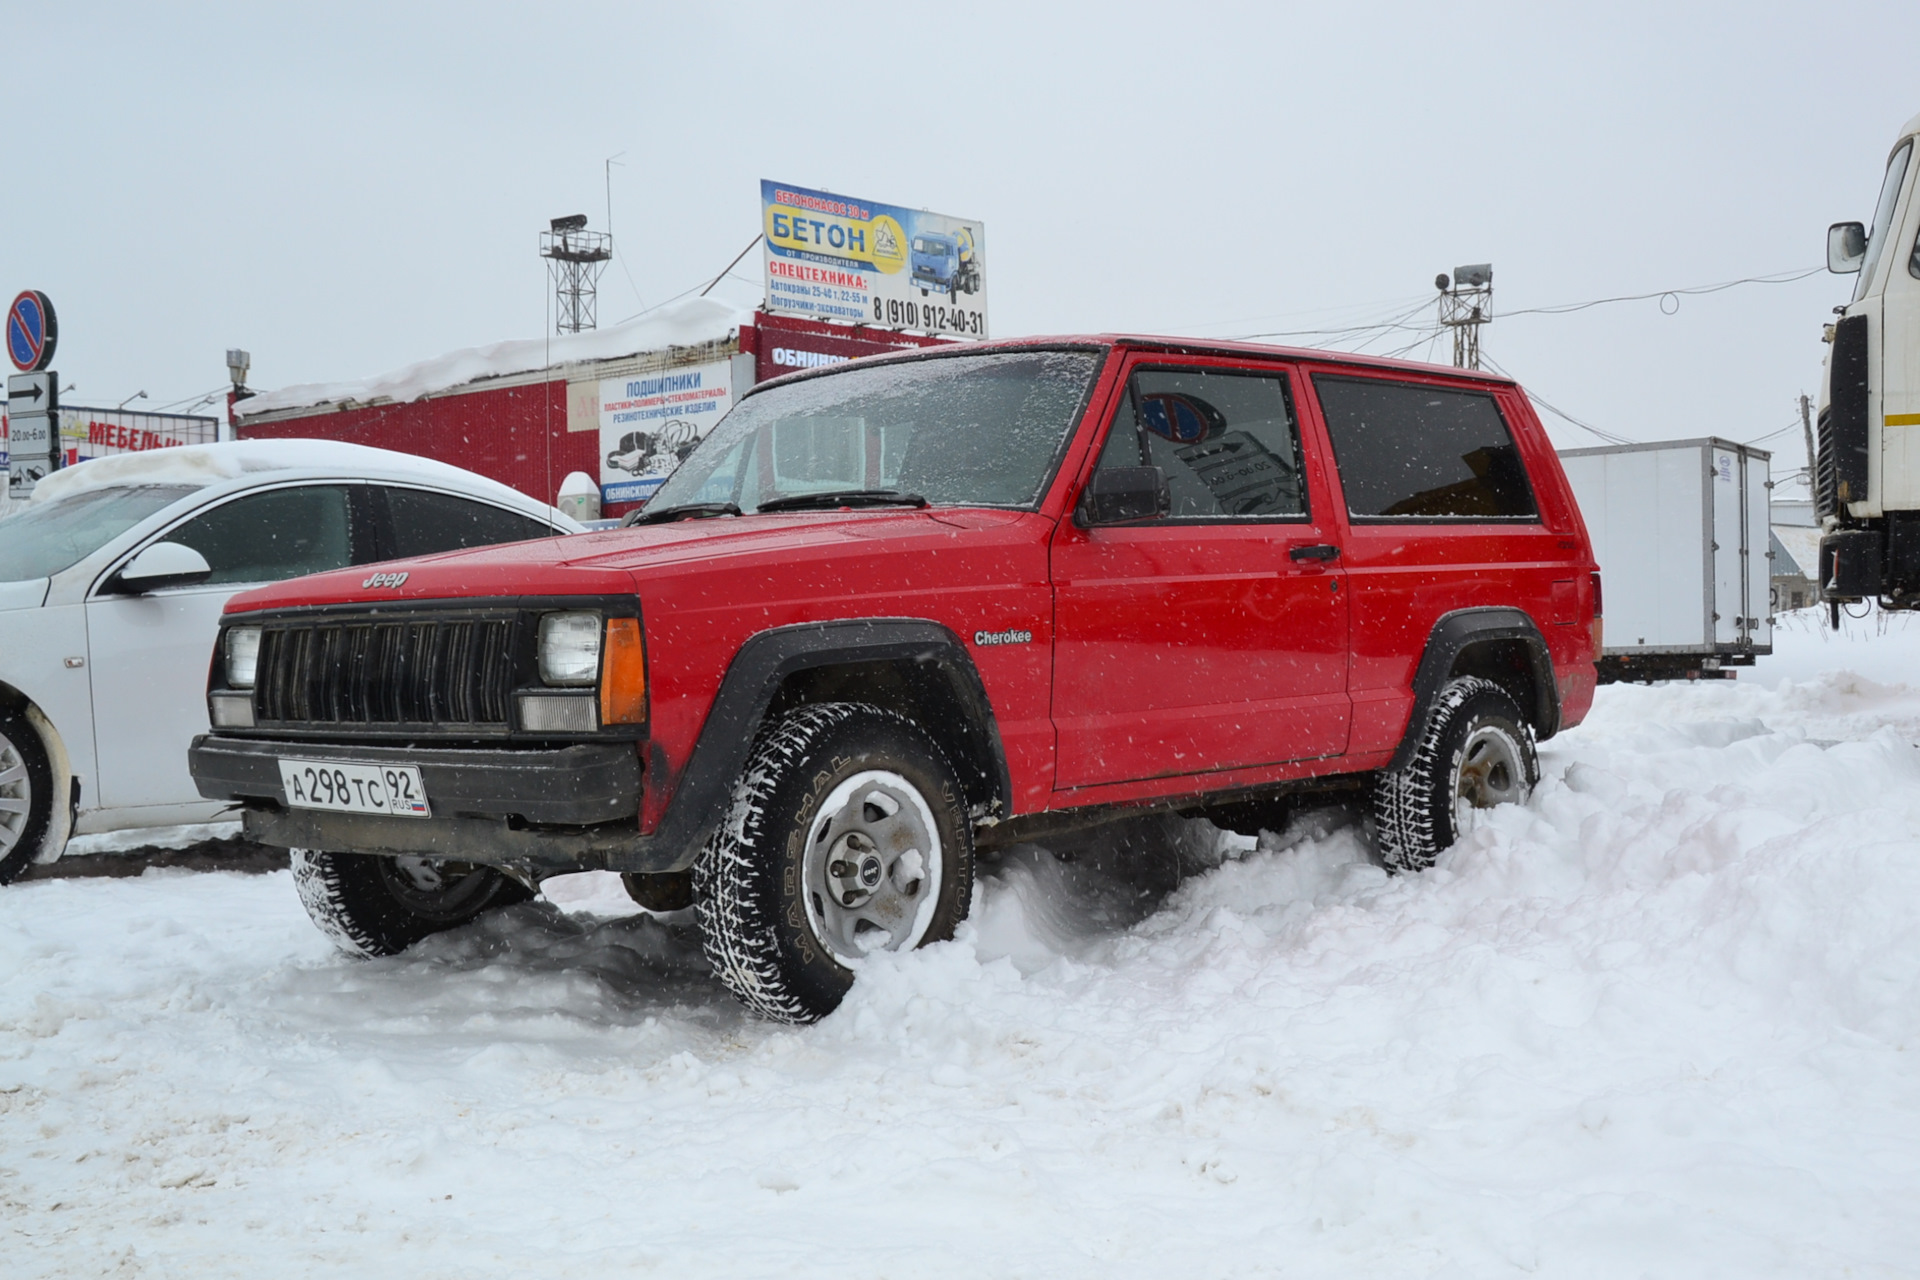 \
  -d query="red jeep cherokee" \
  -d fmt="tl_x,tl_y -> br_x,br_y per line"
190,338 -> 1599,1022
